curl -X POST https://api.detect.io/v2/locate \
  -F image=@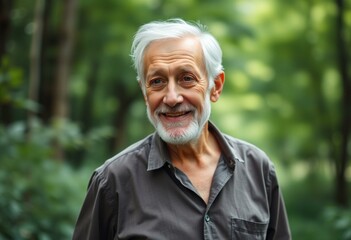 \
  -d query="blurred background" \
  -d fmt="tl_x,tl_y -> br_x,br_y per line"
0,0 -> 350,239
